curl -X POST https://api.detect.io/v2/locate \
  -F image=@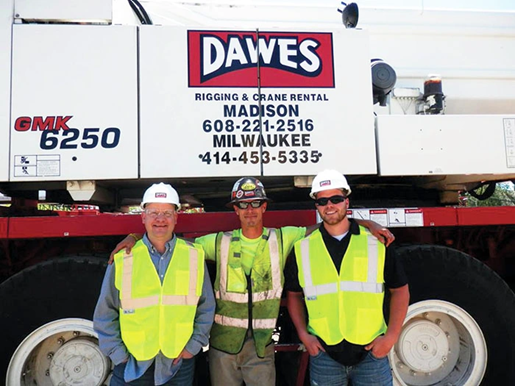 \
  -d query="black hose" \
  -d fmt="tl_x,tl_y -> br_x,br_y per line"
468,182 -> 497,200
128,0 -> 153,25
127,0 -> 145,24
